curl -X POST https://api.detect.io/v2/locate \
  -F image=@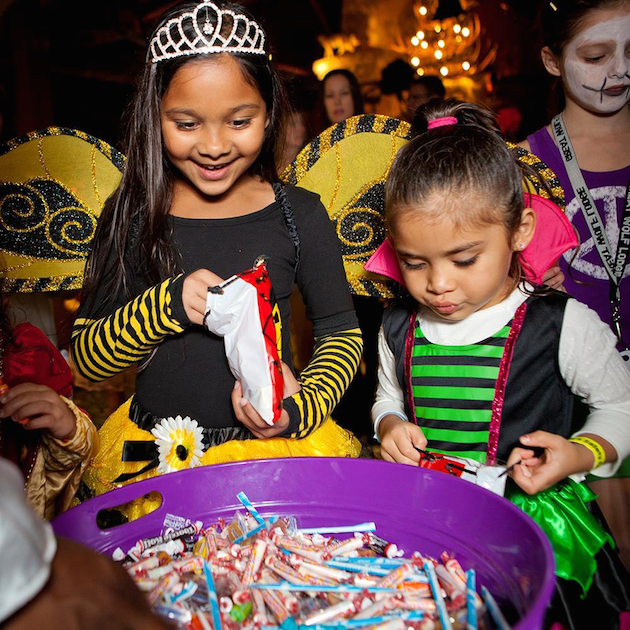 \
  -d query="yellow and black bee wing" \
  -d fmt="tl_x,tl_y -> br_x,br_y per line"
281,114 -> 412,299
0,127 -> 124,292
